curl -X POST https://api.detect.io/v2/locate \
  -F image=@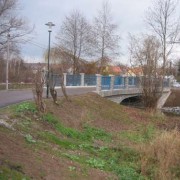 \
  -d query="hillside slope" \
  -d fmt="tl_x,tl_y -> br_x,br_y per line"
0,93 -> 180,179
